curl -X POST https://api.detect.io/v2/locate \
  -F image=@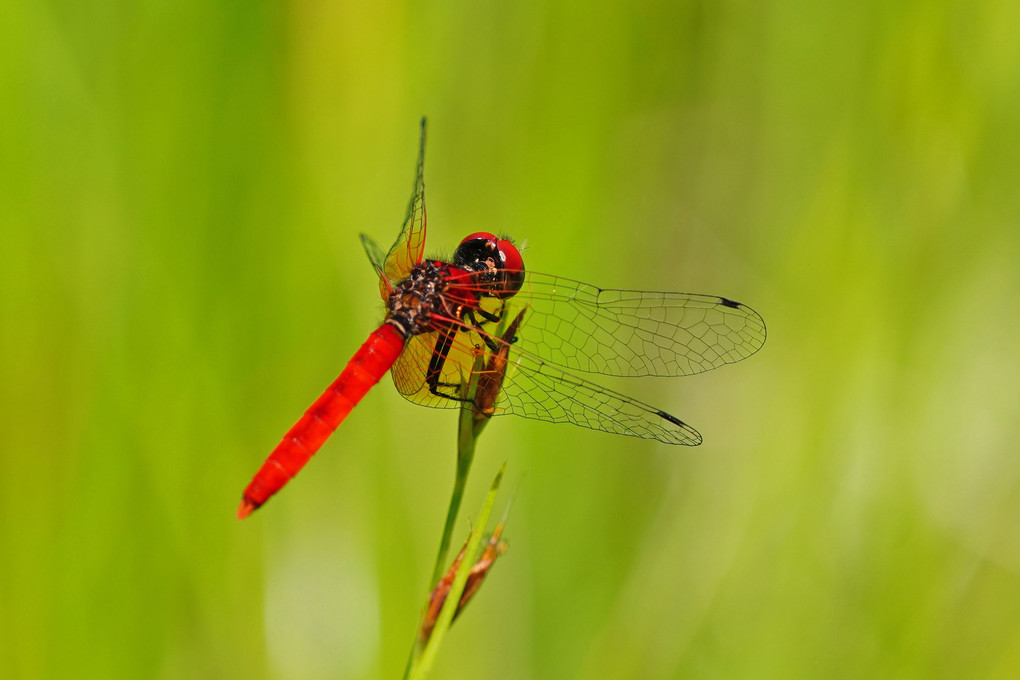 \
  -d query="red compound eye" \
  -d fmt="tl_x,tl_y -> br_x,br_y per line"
495,237 -> 523,273
453,232 -> 526,298
459,231 -> 497,246
457,232 -> 524,271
